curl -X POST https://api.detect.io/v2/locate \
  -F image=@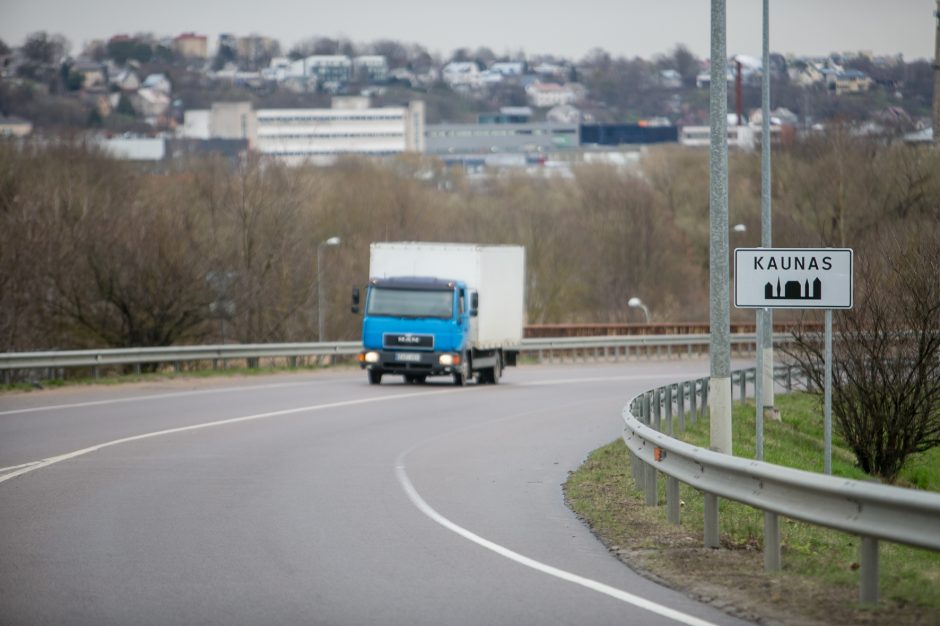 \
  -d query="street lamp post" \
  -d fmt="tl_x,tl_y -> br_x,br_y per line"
628,297 -> 650,324
317,236 -> 341,342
